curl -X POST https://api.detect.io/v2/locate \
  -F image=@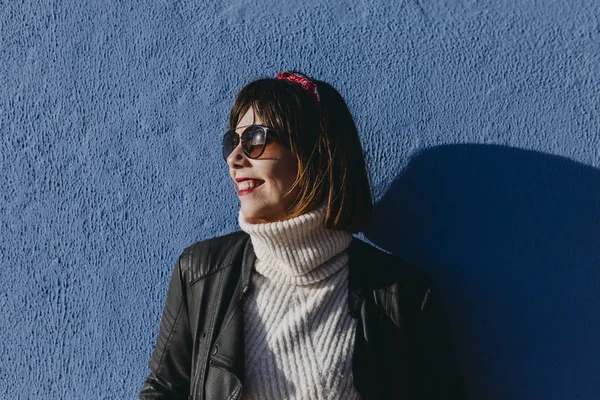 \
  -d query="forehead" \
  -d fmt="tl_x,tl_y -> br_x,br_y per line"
235,107 -> 264,130
237,107 -> 262,127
